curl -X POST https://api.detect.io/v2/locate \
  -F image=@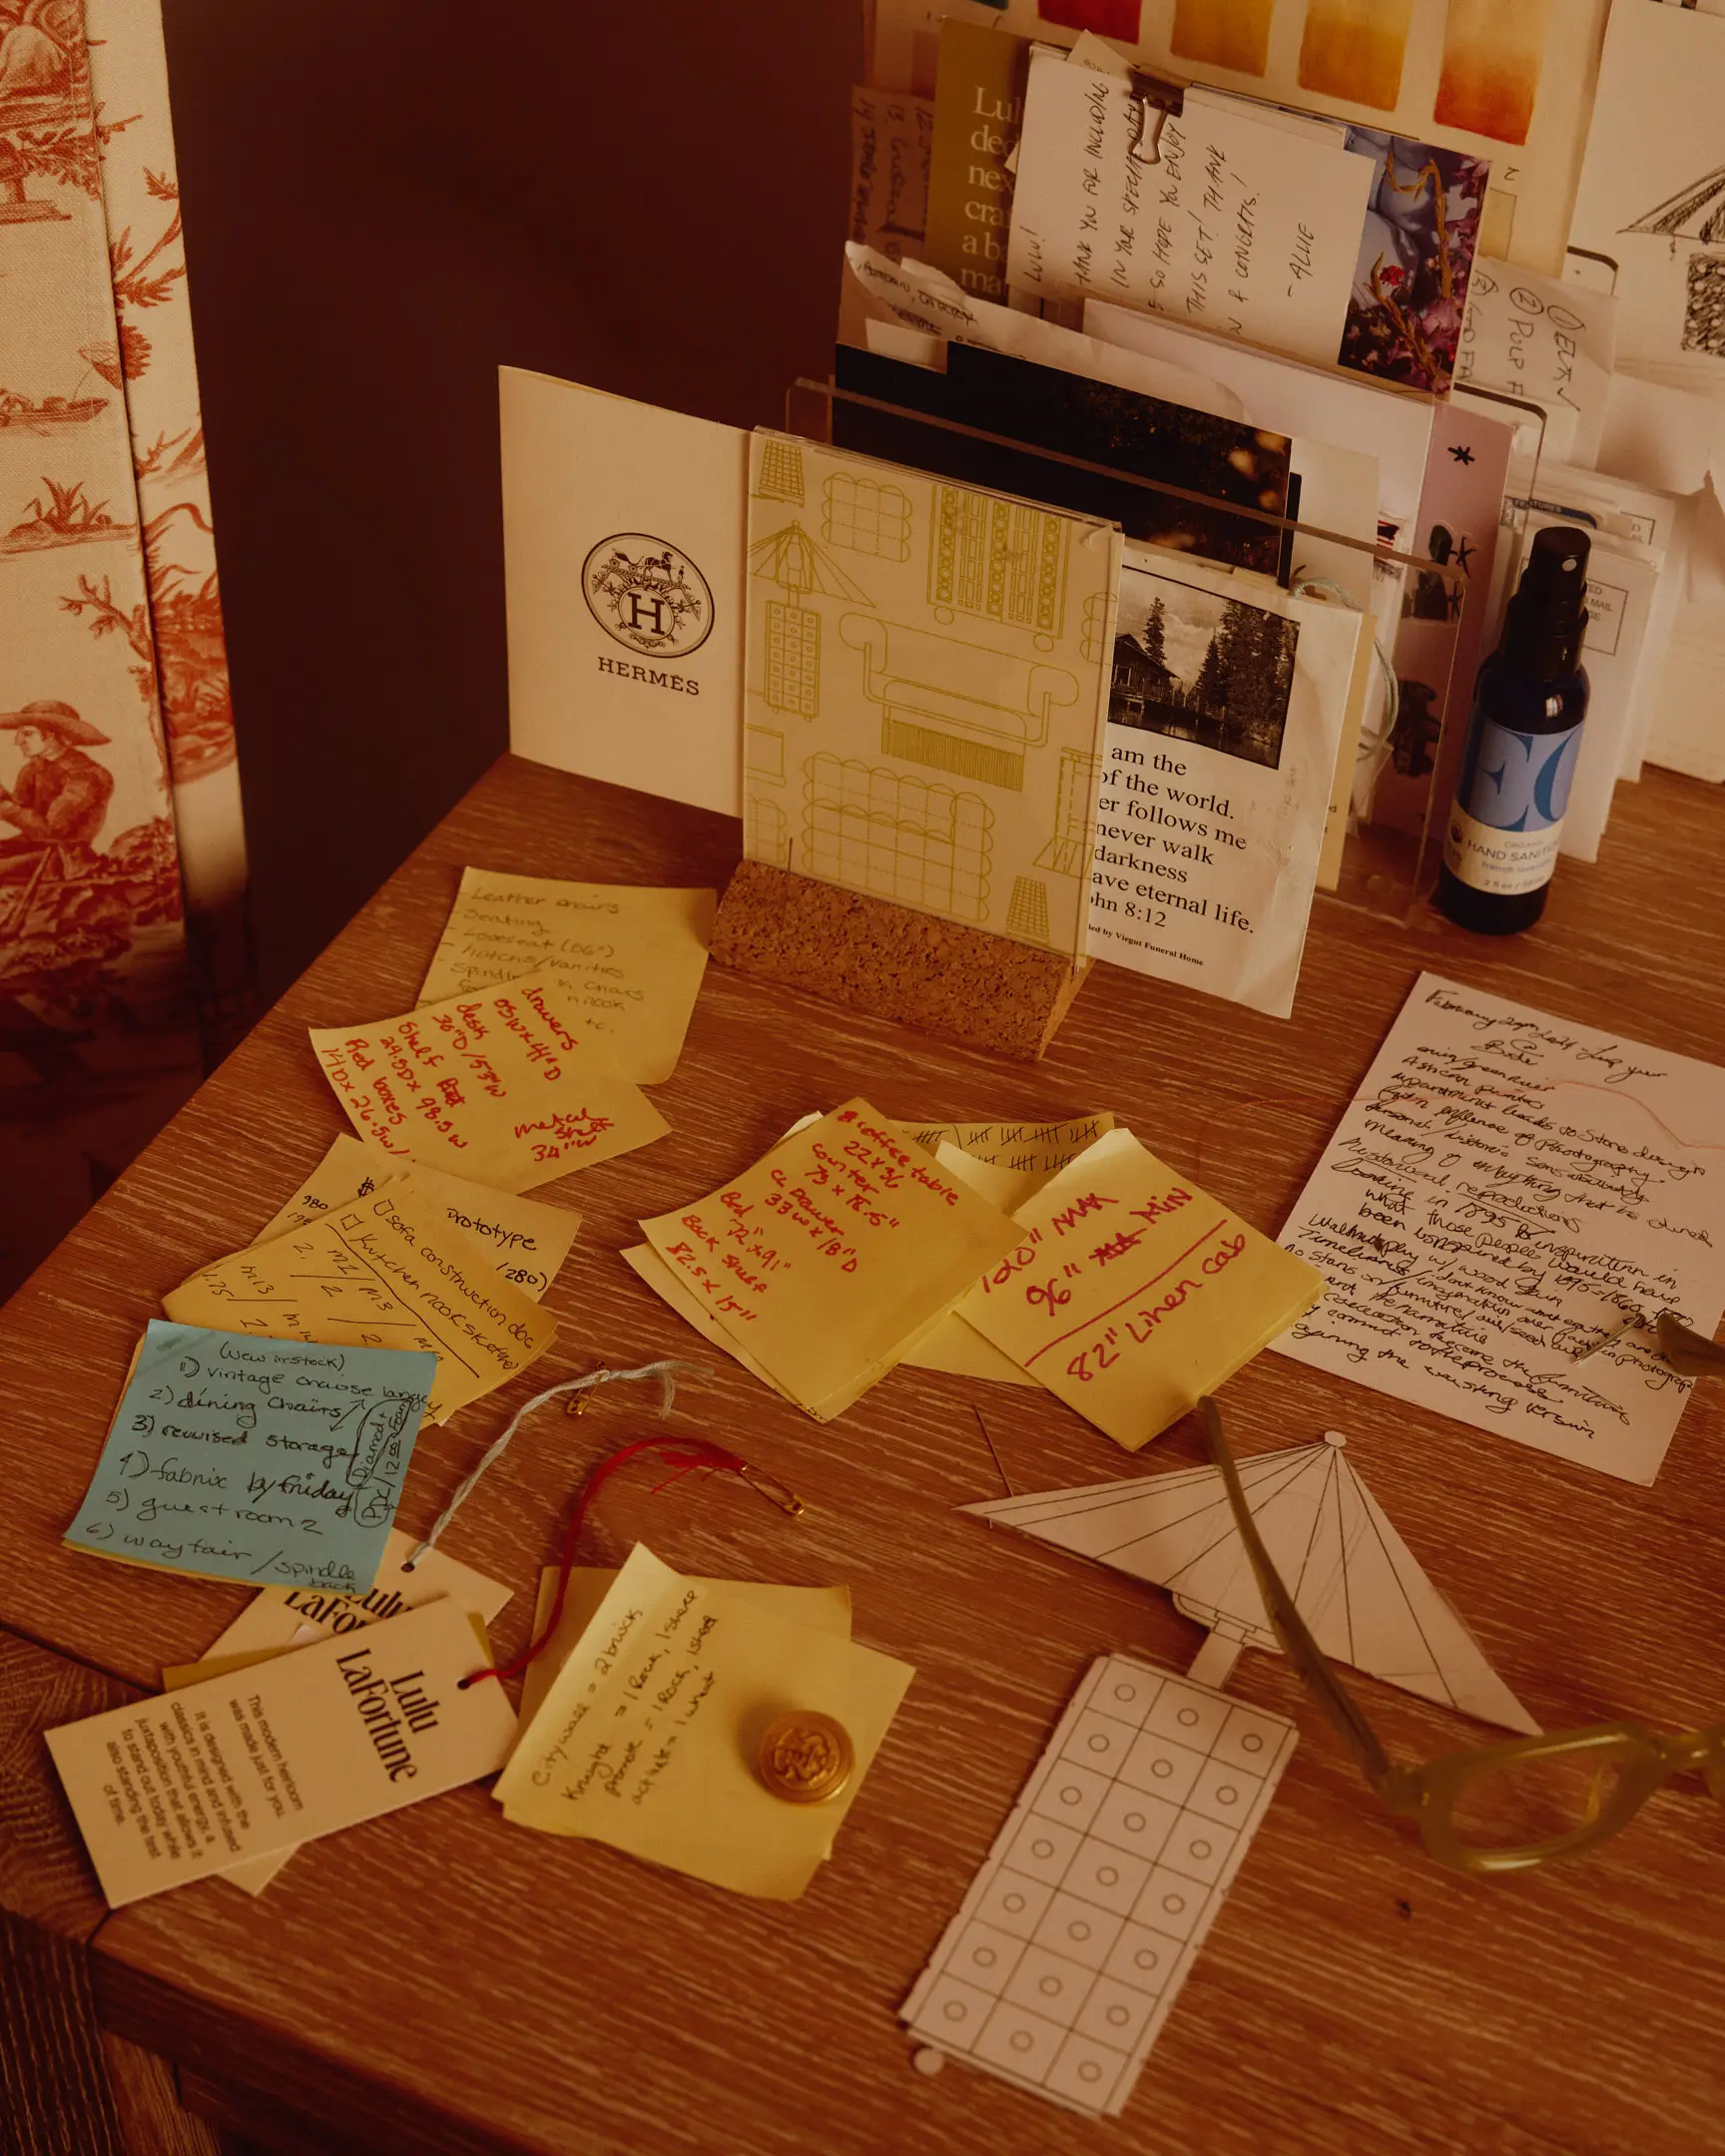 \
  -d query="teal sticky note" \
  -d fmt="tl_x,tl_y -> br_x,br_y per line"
65,1322 -> 436,1595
